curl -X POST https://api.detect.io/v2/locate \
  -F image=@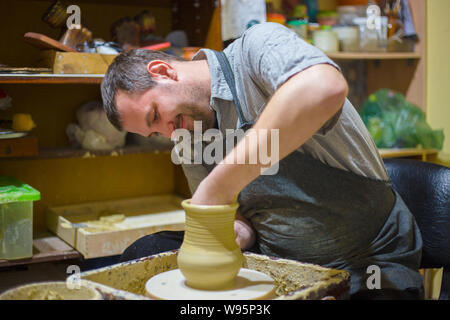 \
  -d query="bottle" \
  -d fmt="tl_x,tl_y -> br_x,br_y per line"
287,19 -> 308,39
